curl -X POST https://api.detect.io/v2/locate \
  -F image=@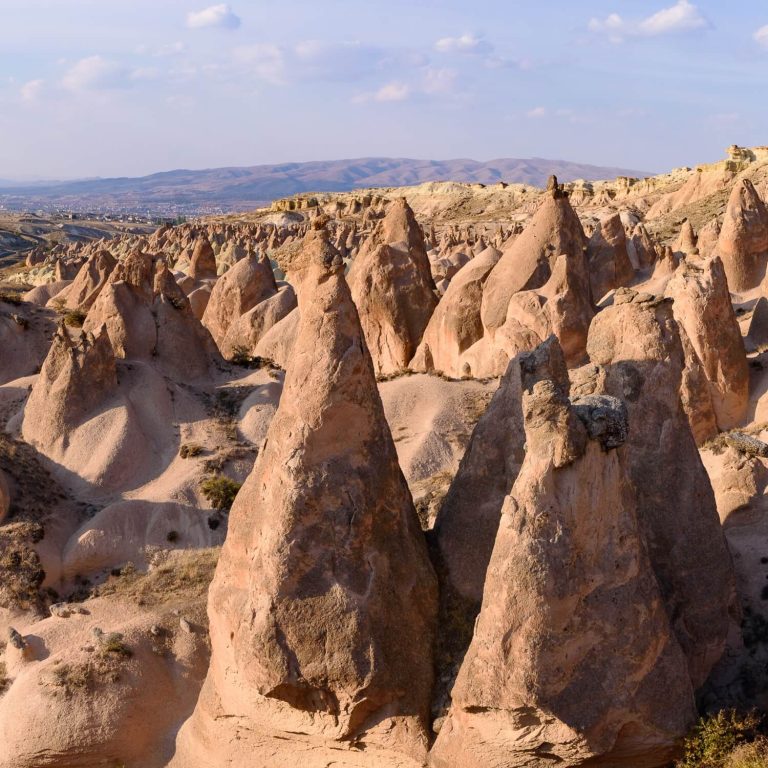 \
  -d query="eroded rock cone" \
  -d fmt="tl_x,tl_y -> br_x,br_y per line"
666,256 -> 748,431
83,251 -> 219,380
746,295 -> 768,352
189,236 -> 217,281
348,197 -> 438,374
50,249 -> 117,312
676,219 -> 699,257
410,245 -> 501,376
587,212 -> 636,302
717,178 -> 768,292
586,290 -> 738,688
201,252 -> 277,350
22,323 -> 117,452
176,225 -> 437,765
481,184 -> 588,332
539,251 -> 594,365
431,336 -> 696,768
